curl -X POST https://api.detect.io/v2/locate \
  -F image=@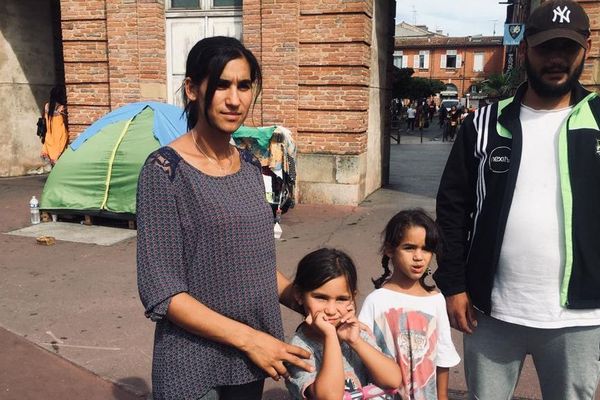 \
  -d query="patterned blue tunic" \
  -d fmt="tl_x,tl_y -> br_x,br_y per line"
136,146 -> 283,399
